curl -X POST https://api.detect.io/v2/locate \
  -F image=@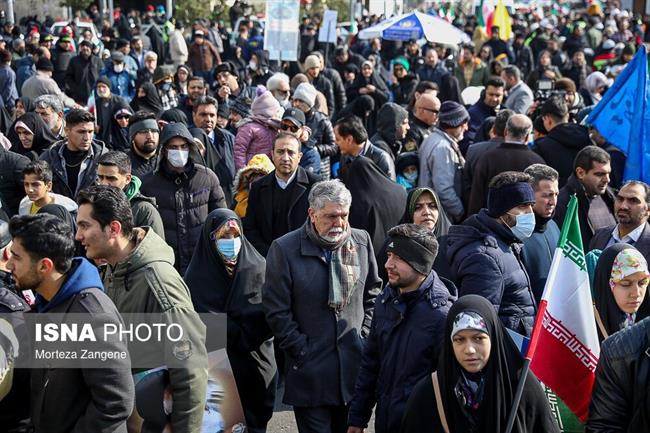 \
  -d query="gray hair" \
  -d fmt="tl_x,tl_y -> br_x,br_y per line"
267,72 -> 290,91
34,94 -> 64,114
144,51 -> 158,60
524,164 -> 559,189
308,180 -> 352,210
